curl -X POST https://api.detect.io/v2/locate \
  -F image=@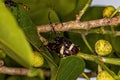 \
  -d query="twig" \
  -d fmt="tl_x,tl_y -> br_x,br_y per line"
76,0 -> 92,21
82,72 -> 90,80
77,52 -> 120,66
37,16 -> 120,33
110,6 -> 120,33
0,66 -> 29,76
81,33 -> 95,54
80,72 -> 97,78
0,66 -> 50,77
37,31 -> 48,45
